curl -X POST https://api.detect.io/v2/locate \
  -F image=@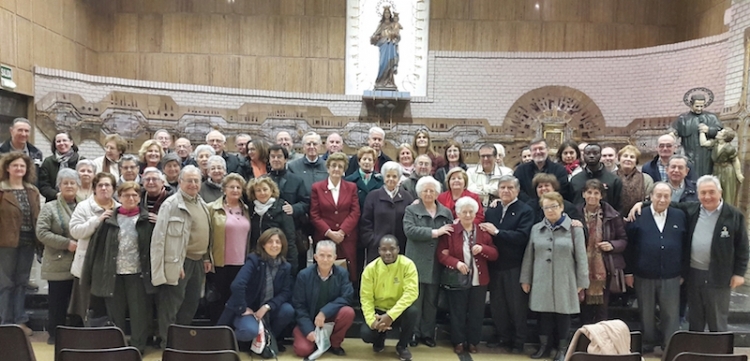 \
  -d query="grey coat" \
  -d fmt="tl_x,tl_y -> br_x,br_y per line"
36,196 -> 76,281
403,201 -> 454,284
520,216 -> 589,314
